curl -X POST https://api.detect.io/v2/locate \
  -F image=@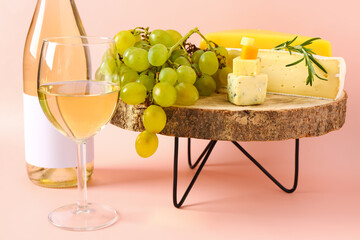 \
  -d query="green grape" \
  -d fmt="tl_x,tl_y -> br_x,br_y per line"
134,33 -> 141,42
212,69 -> 219,80
162,62 -> 171,68
140,70 -> 156,80
99,55 -> 116,75
123,47 -> 136,59
175,82 -> 199,106
214,46 -> 229,60
174,56 -> 191,67
120,82 -> 147,105
114,30 -> 136,55
112,73 -> 121,84
135,131 -> 159,158
176,65 -> 196,84
120,69 -> 139,87
149,29 -> 174,47
134,40 -> 150,49
119,65 -> 131,75
114,52 -> 122,70
104,73 -> 120,84
152,82 -> 177,107
148,44 -> 168,66
102,47 -> 116,61
95,67 -> 104,81
123,47 -> 150,72
143,105 -> 167,133
159,67 -> 177,85
191,50 -> 204,64
149,71 -> 156,79
169,49 -> 186,62
192,63 -> 200,75
216,66 -> 232,89
166,29 -> 182,44
194,74 -> 216,96
199,51 -> 219,75
136,75 -> 155,91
